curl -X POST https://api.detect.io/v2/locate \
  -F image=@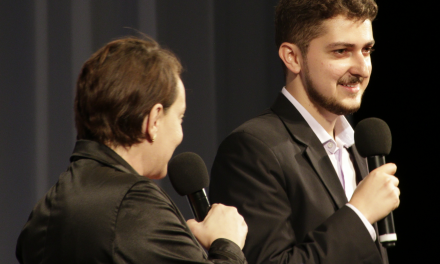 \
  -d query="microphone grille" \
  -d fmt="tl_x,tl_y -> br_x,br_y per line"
354,117 -> 392,157
168,152 -> 209,196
